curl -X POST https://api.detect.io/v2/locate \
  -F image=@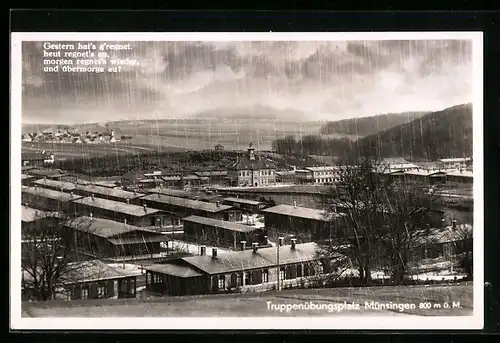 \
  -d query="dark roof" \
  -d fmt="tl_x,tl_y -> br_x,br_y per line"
145,263 -> 203,278
223,197 -> 263,206
75,184 -> 144,200
34,178 -> 77,191
140,194 -> 233,213
22,153 -> 48,161
28,168 -> 68,178
183,215 -> 262,233
162,176 -> 182,182
230,155 -> 275,171
182,242 -> 320,275
66,216 -> 160,239
262,204 -> 330,221
72,197 -> 161,217
147,188 -> 191,198
22,187 -> 83,202
194,171 -> 228,177
108,236 -> 168,245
